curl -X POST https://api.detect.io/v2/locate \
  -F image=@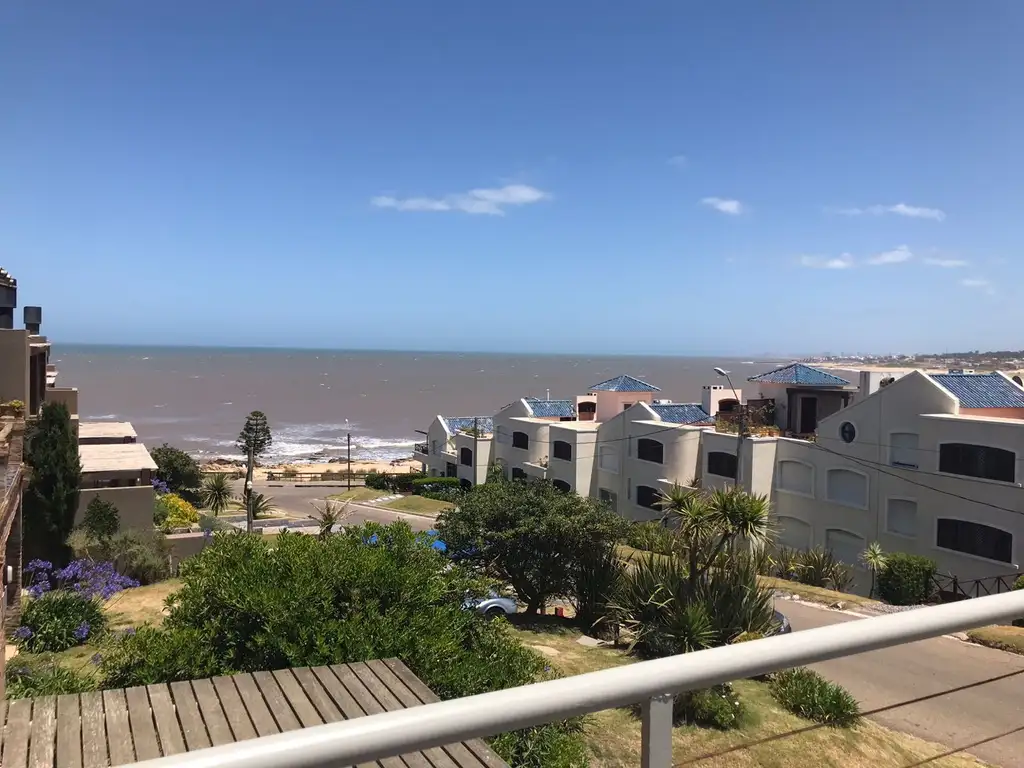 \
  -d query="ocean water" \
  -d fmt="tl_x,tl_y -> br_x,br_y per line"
52,346 -> 783,463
